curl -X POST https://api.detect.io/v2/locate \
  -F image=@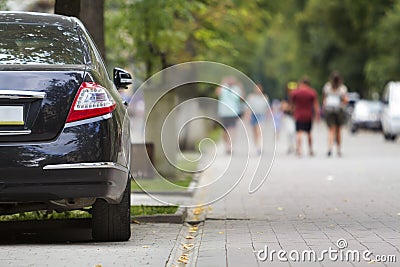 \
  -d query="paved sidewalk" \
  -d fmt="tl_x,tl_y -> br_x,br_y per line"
0,222 -> 182,266
2,124 -> 398,267
190,123 -> 400,266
